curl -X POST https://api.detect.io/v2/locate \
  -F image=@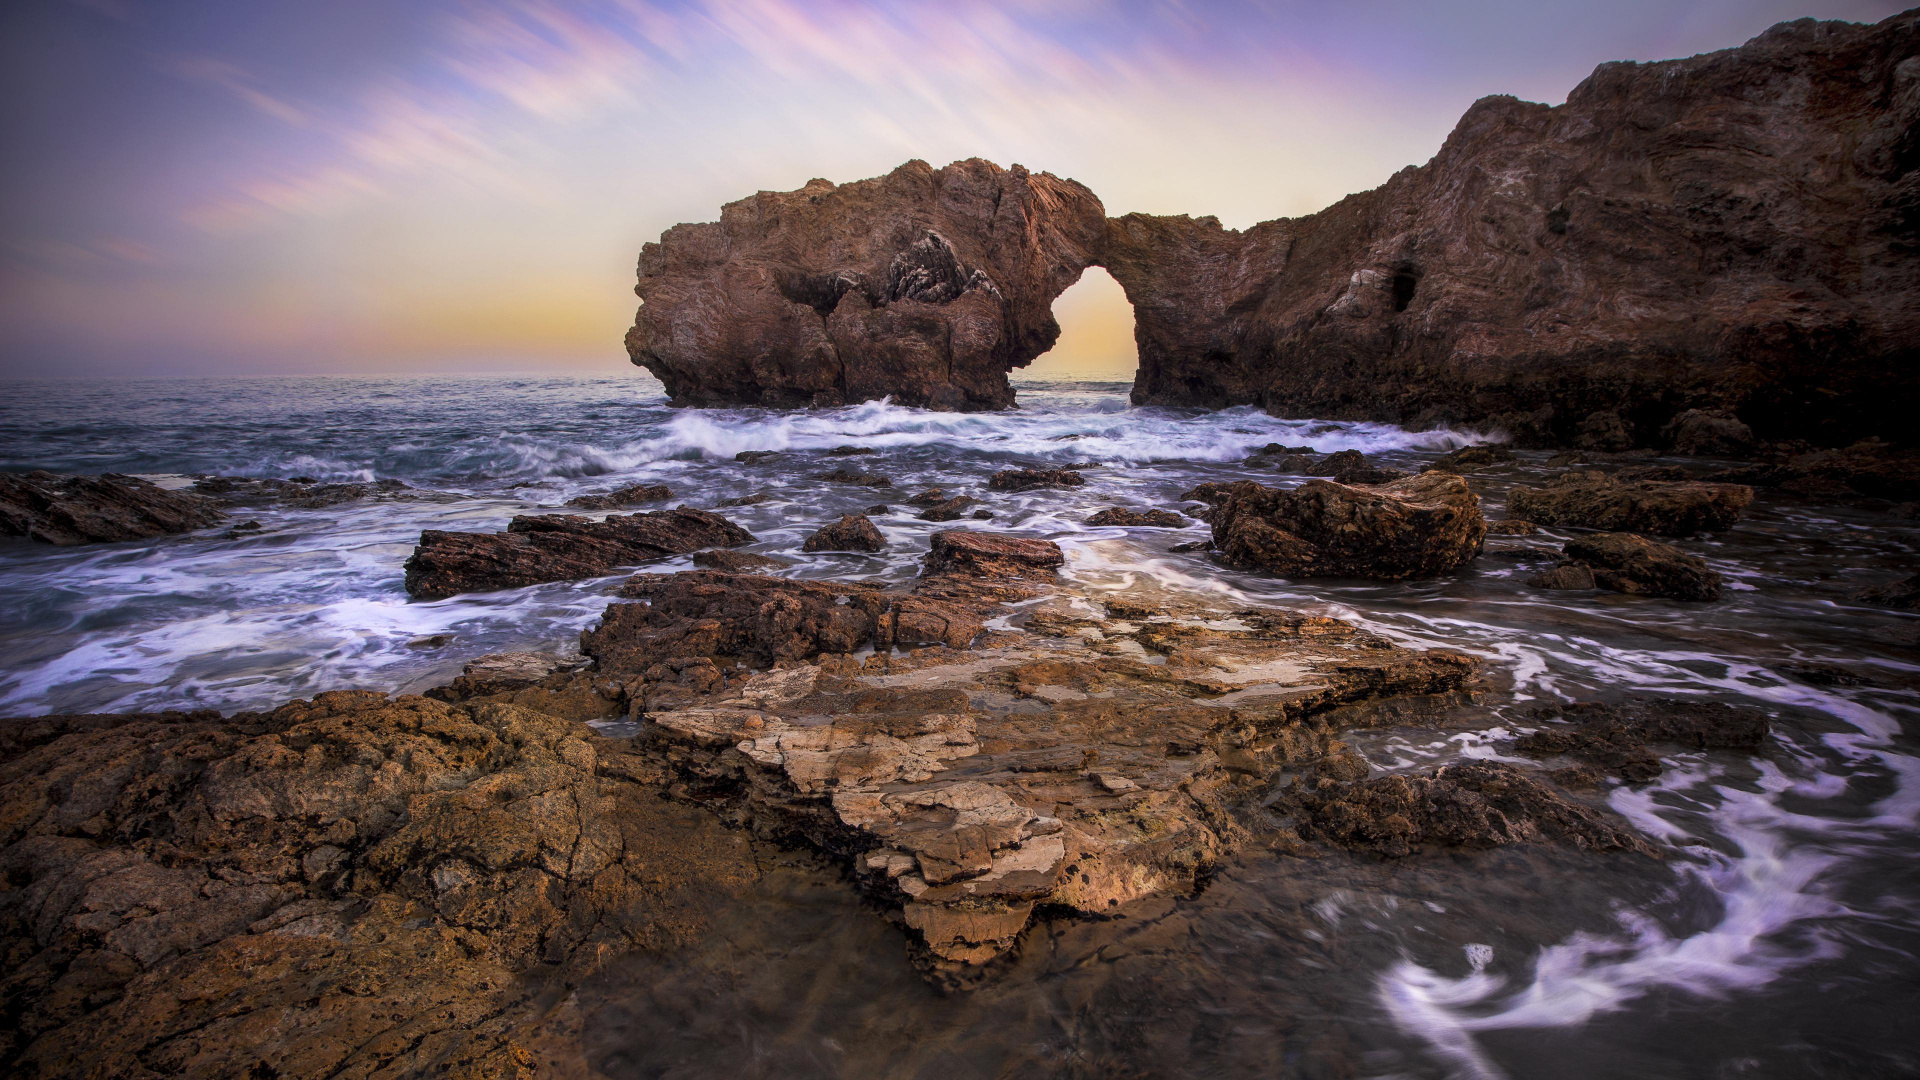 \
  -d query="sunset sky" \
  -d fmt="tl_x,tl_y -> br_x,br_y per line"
0,0 -> 1906,379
